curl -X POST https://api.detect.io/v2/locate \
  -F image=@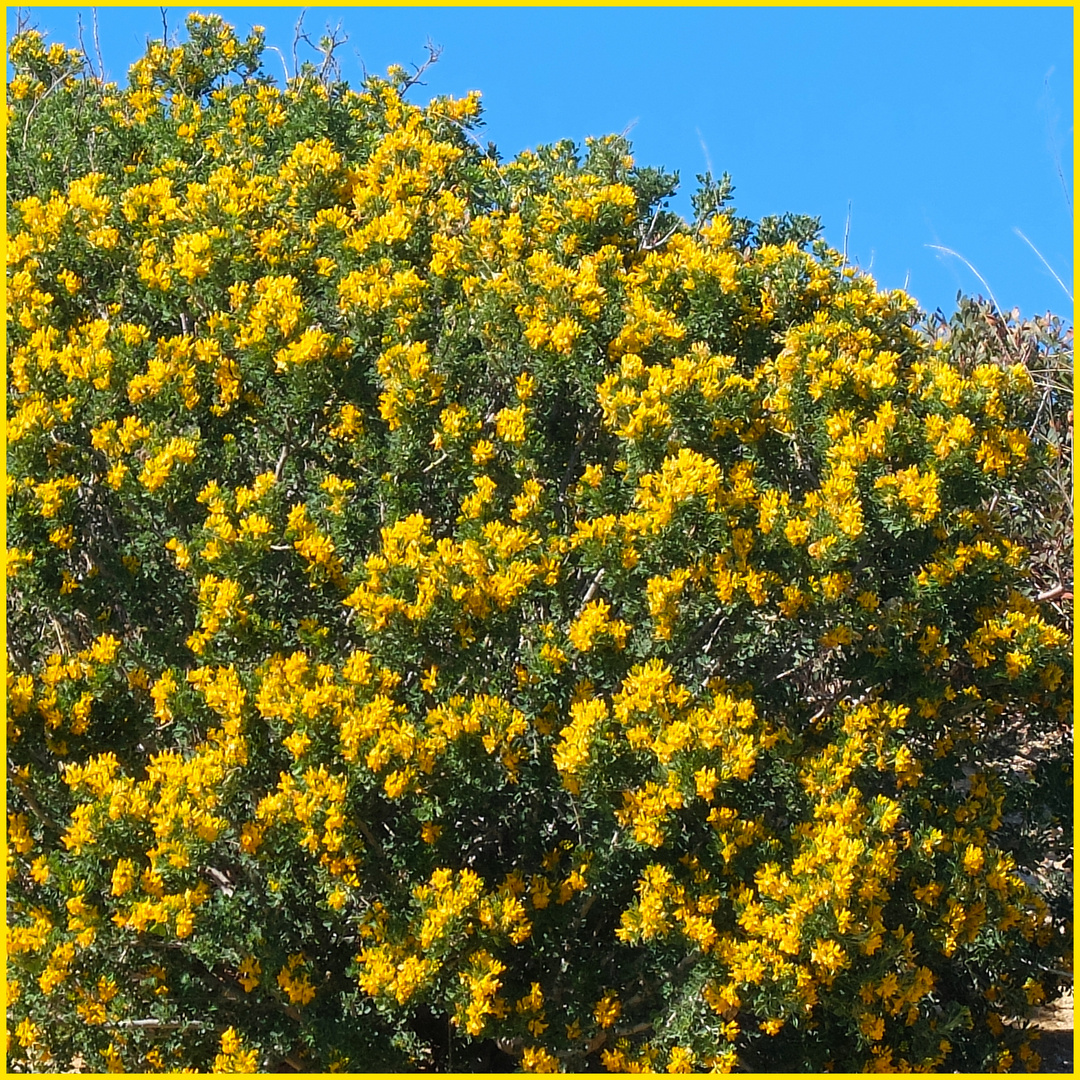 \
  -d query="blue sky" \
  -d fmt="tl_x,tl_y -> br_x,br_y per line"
8,5 -> 1074,321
